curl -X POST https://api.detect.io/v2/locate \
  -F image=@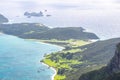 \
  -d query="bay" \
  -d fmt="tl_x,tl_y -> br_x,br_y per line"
0,34 -> 62,80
